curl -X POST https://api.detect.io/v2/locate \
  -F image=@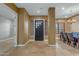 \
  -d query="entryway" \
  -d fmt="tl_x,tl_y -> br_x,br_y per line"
35,20 -> 44,41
